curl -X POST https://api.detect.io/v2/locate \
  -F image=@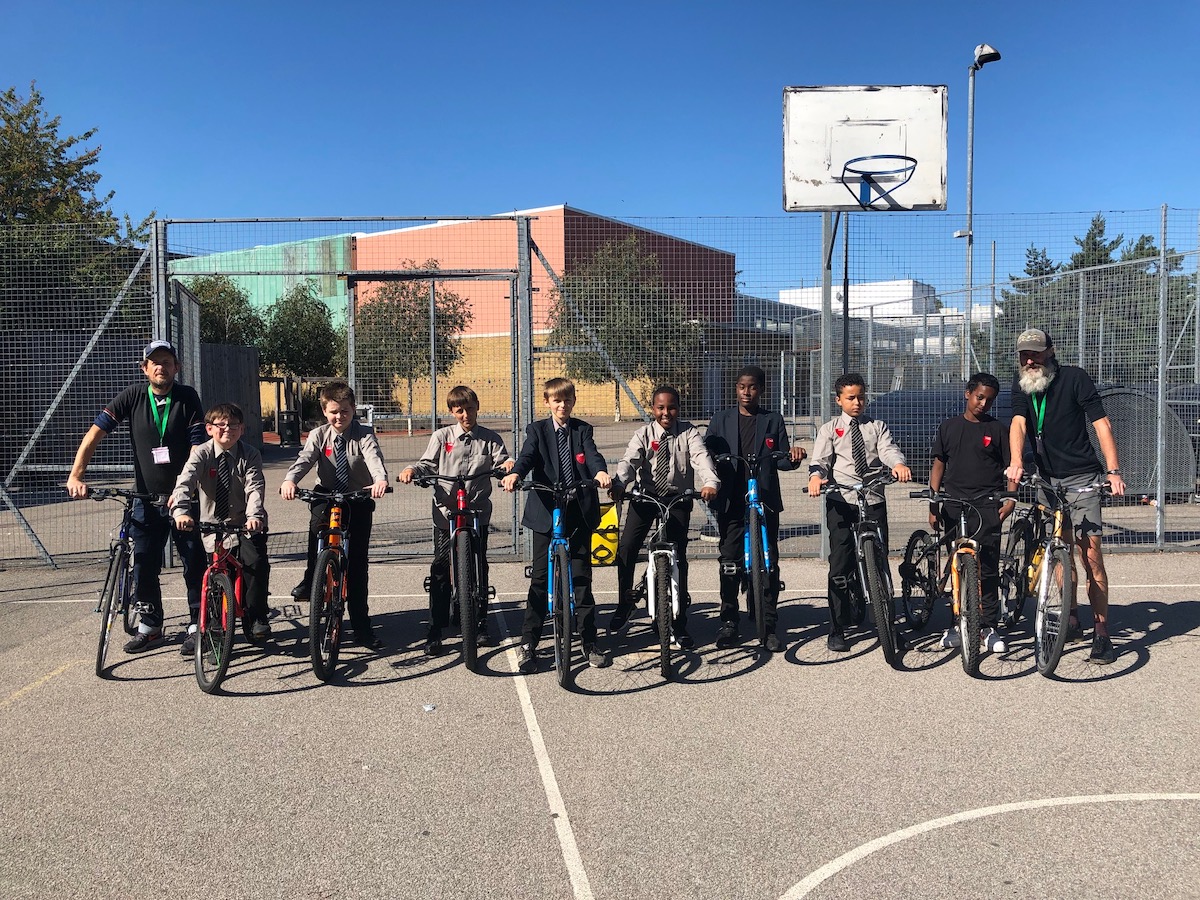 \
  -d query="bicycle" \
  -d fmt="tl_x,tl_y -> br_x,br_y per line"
813,472 -> 900,668
513,478 -> 597,688
88,488 -> 163,678
998,502 -> 1037,629
621,486 -> 702,679
903,490 -> 1014,676
296,486 -> 390,681
408,468 -> 504,672
1015,472 -> 1110,677
192,521 -> 263,694
712,451 -> 789,647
